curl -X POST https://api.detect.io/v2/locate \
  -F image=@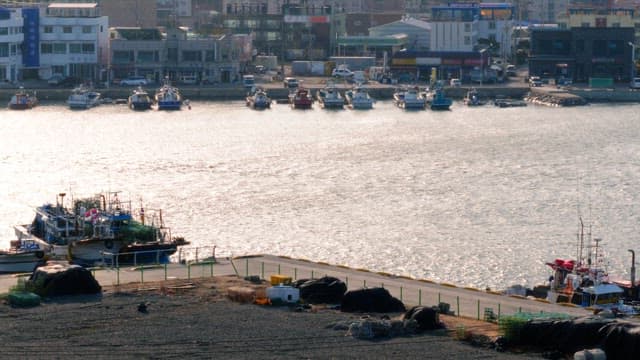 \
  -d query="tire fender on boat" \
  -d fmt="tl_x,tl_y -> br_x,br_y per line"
104,240 -> 114,249
35,251 -> 44,259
